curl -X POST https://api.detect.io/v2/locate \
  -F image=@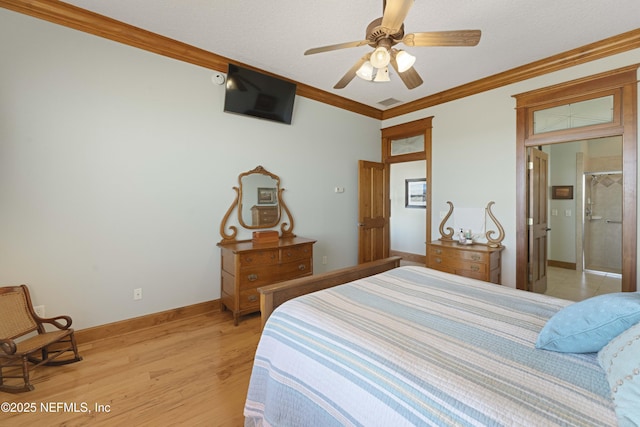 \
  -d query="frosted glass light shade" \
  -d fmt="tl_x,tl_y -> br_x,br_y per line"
373,66 -> 390,82
395,50 -> 416,73
370,46 -> 391,68
356,61 -> 375,81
